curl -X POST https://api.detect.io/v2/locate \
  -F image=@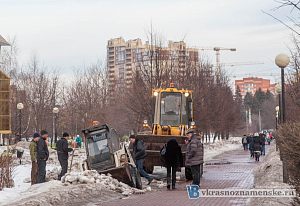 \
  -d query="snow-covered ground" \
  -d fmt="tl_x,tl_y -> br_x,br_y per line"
0,141 -> 86,206
203,136 -> 242,162
0,164 -> 31,204
248,143 -> 299,206
0,137 -> 243,205
0,161 -> 61,205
